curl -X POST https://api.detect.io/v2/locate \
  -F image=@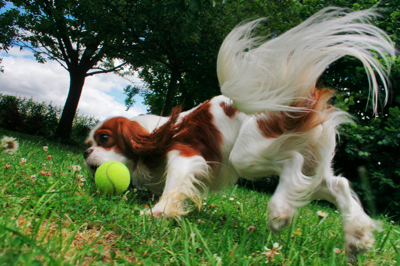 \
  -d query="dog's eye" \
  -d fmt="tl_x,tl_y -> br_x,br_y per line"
98,134 -> 109,145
